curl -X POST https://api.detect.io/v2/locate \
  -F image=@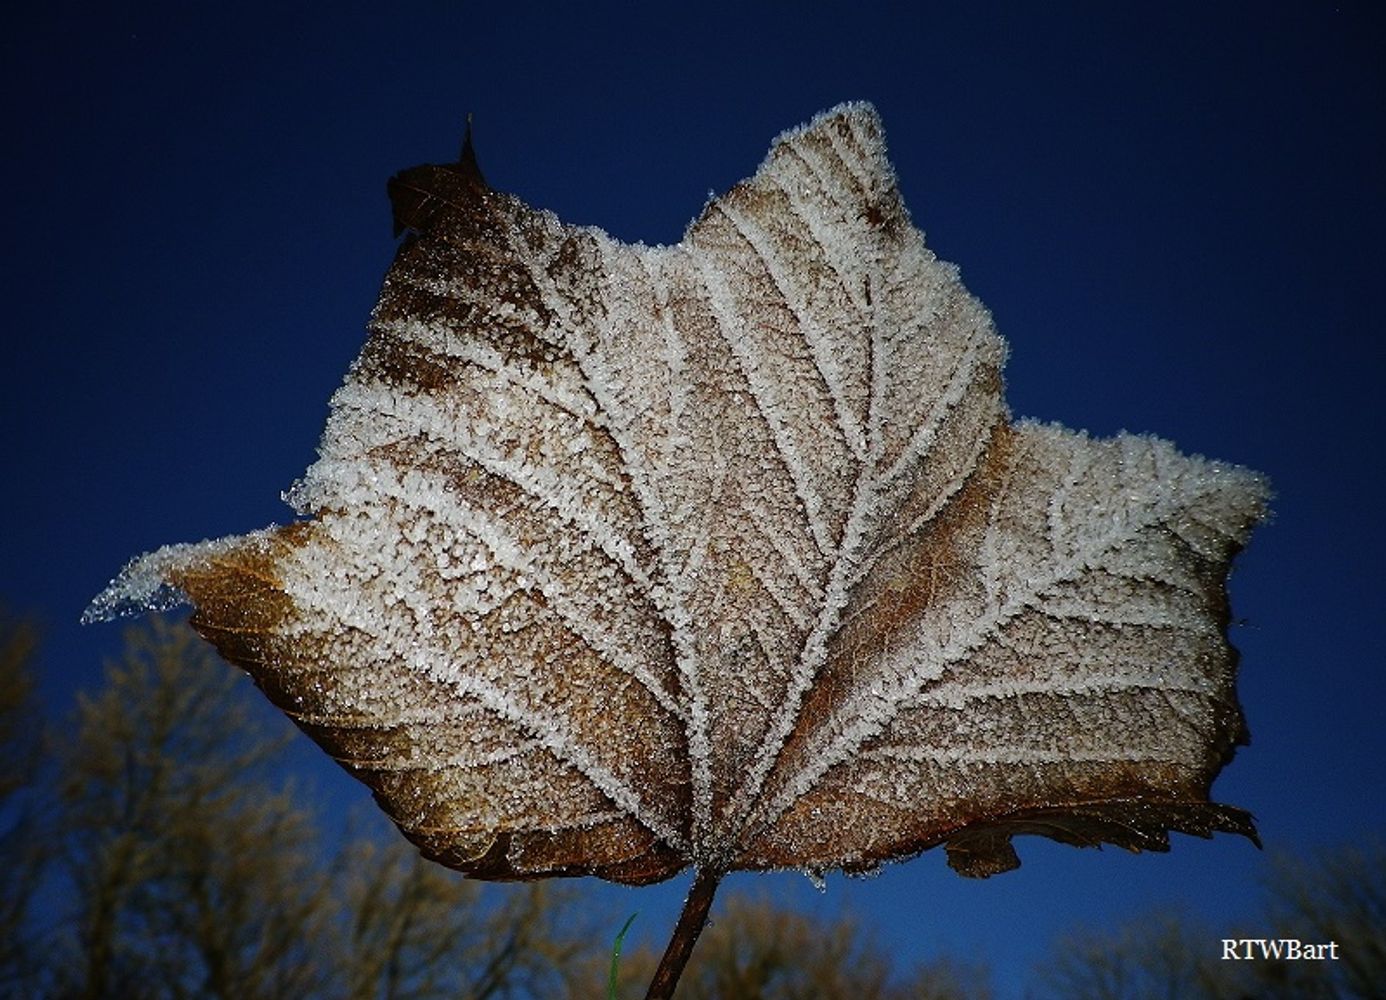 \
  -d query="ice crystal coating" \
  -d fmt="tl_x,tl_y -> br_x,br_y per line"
87,103 -> 1268,884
